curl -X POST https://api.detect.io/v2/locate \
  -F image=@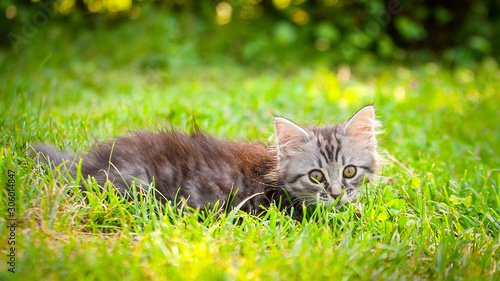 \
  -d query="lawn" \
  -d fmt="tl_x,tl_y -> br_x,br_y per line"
1,10 -> 500,281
